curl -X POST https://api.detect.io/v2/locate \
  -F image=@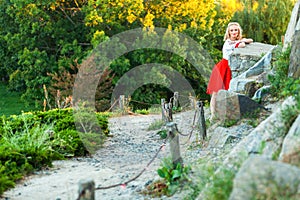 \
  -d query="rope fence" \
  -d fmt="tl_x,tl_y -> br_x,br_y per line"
77,92 -> 208,200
